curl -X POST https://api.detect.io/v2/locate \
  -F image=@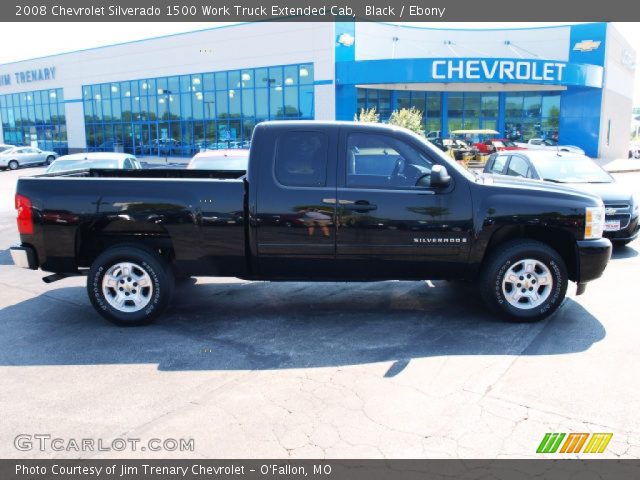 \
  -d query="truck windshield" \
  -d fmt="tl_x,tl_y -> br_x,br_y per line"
533,155 -> 613,183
